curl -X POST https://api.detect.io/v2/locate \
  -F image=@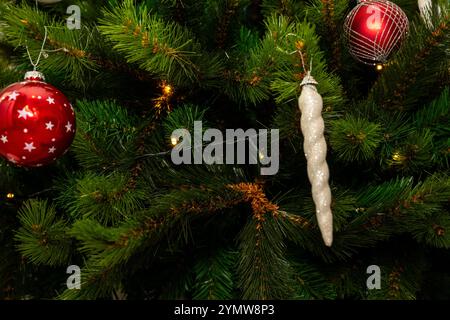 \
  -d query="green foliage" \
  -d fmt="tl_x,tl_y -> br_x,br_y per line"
366,246 -> 426,300
330,116 -> 383,162
1,0 -> 449,301
357,177 -> 413,211
58,262 -> 124,300
413,87 -> 450,167
261,0 -> 306,19
303,0 -> 349,24
1,4 -> 97,87
400,174 -> 450,249
290,260 -> 337,300
384,129 -> 435,172
0,58 -> 22,88
72,100 -> 139,171
15,200 -> 71,266
367,8 -> 450,111
163,104 -> 207,138
98,0 -> 223,87
56,172 -> 147,224
70,219 -> 144,266
193,249 -> 236,300
268,15 -> 345,109
238,216 -> 294,299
